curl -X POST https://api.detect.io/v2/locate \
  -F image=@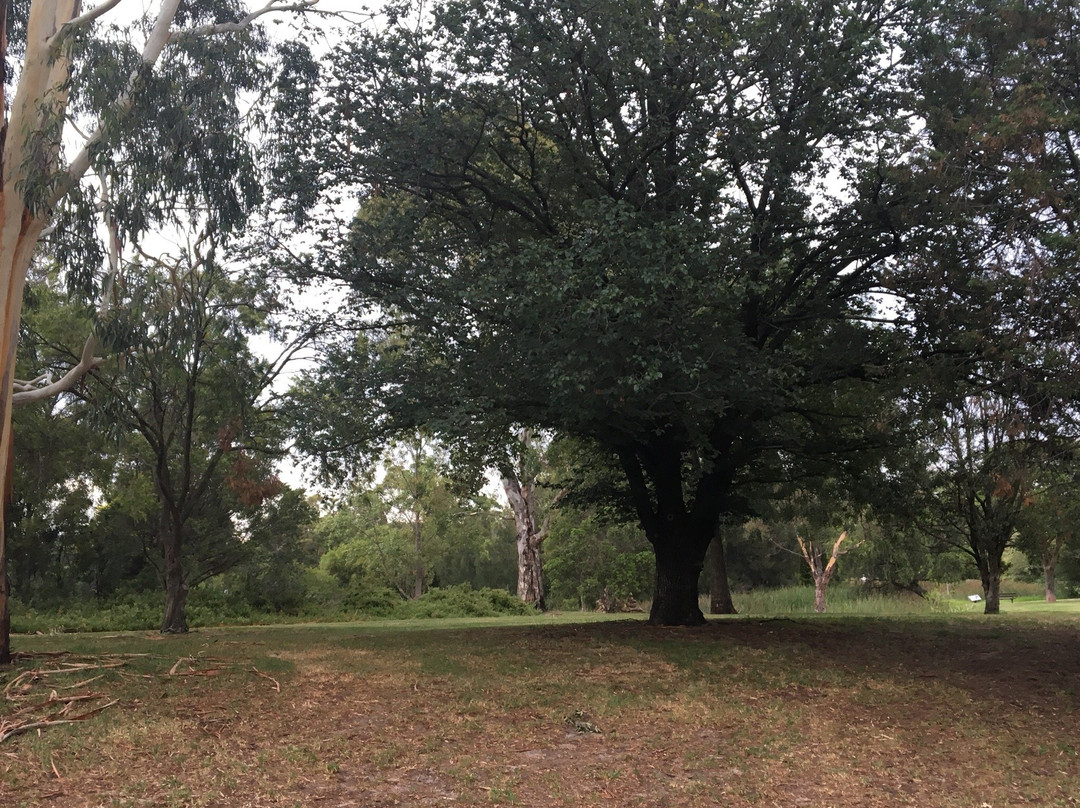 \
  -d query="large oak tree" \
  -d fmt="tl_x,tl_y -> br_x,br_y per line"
294,0 -> 927,624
